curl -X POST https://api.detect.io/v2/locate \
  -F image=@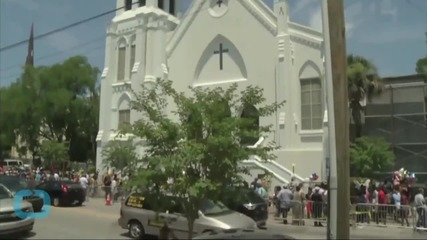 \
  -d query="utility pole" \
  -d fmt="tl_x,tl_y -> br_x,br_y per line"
322,0 -> 349,239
